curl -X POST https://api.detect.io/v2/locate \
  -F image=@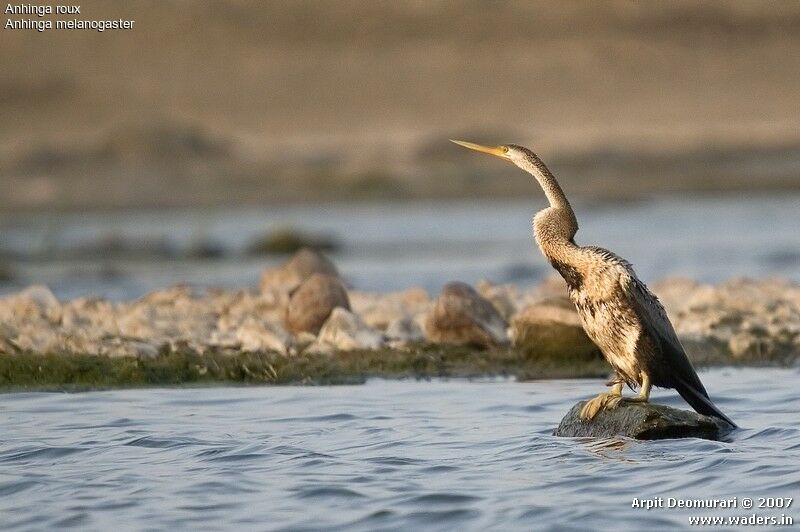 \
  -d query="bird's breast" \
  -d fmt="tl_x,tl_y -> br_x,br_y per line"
570,288 -> 642,384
